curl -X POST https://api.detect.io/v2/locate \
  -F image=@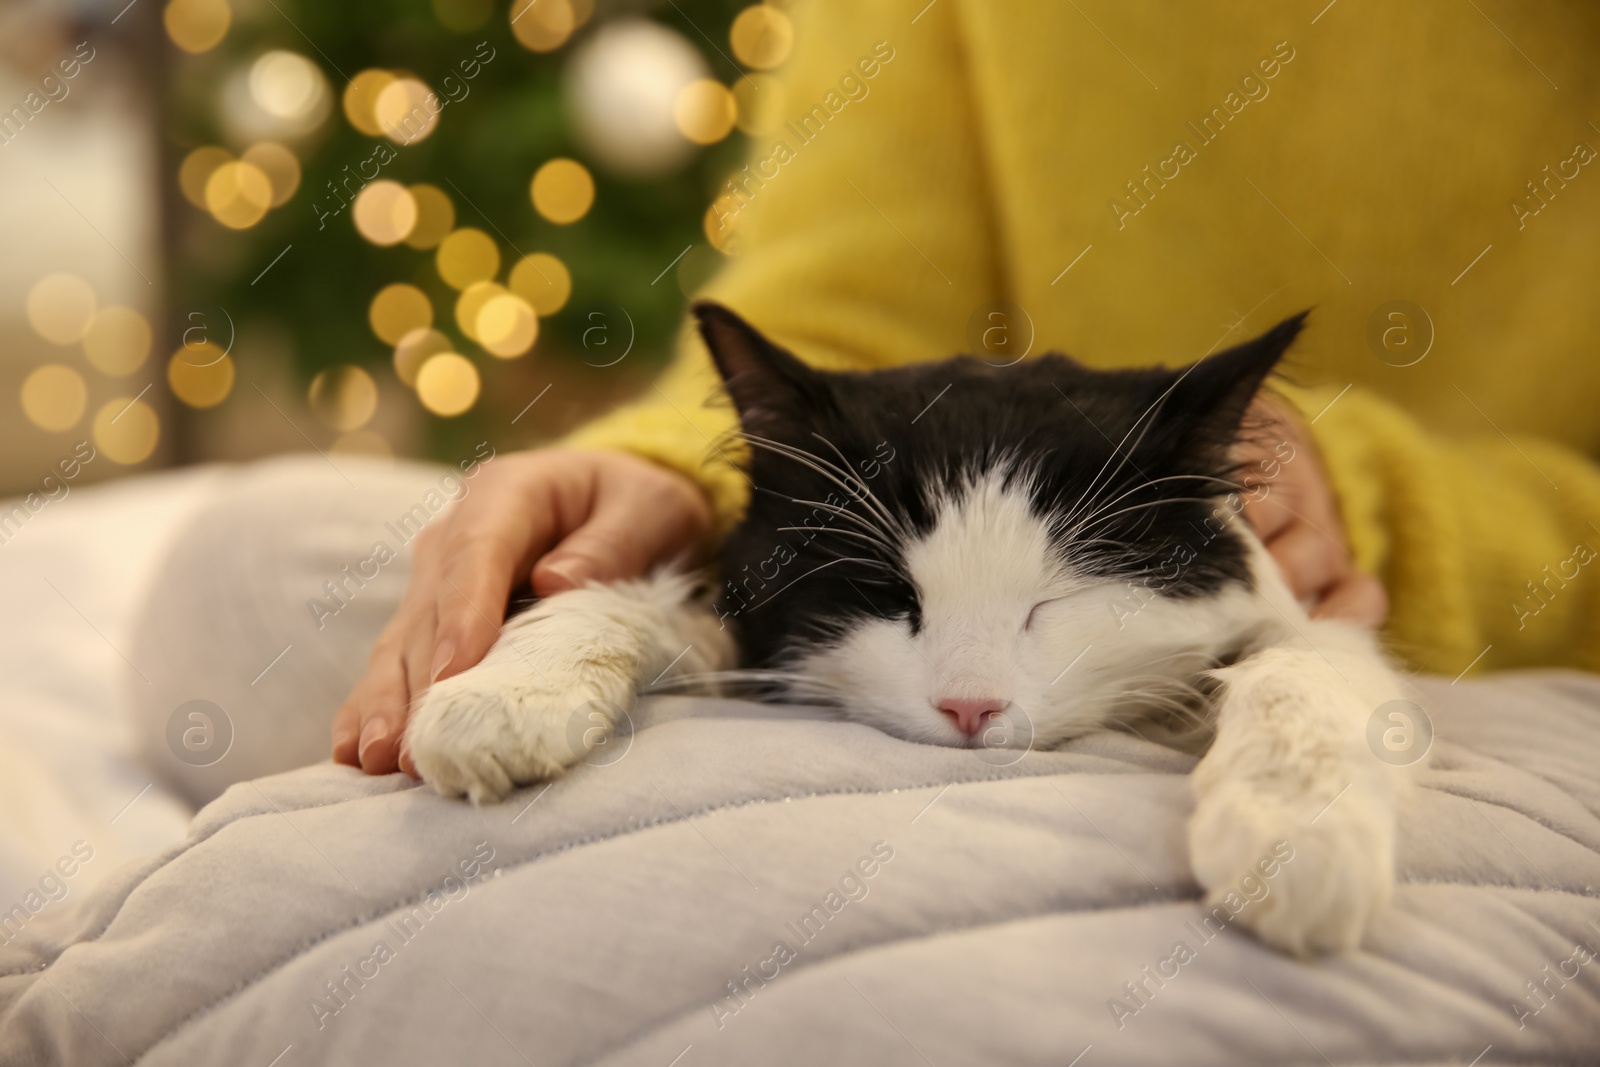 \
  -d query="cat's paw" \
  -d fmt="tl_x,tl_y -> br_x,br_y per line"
1187,776 -> 1394,956
406,656 -> 634,805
